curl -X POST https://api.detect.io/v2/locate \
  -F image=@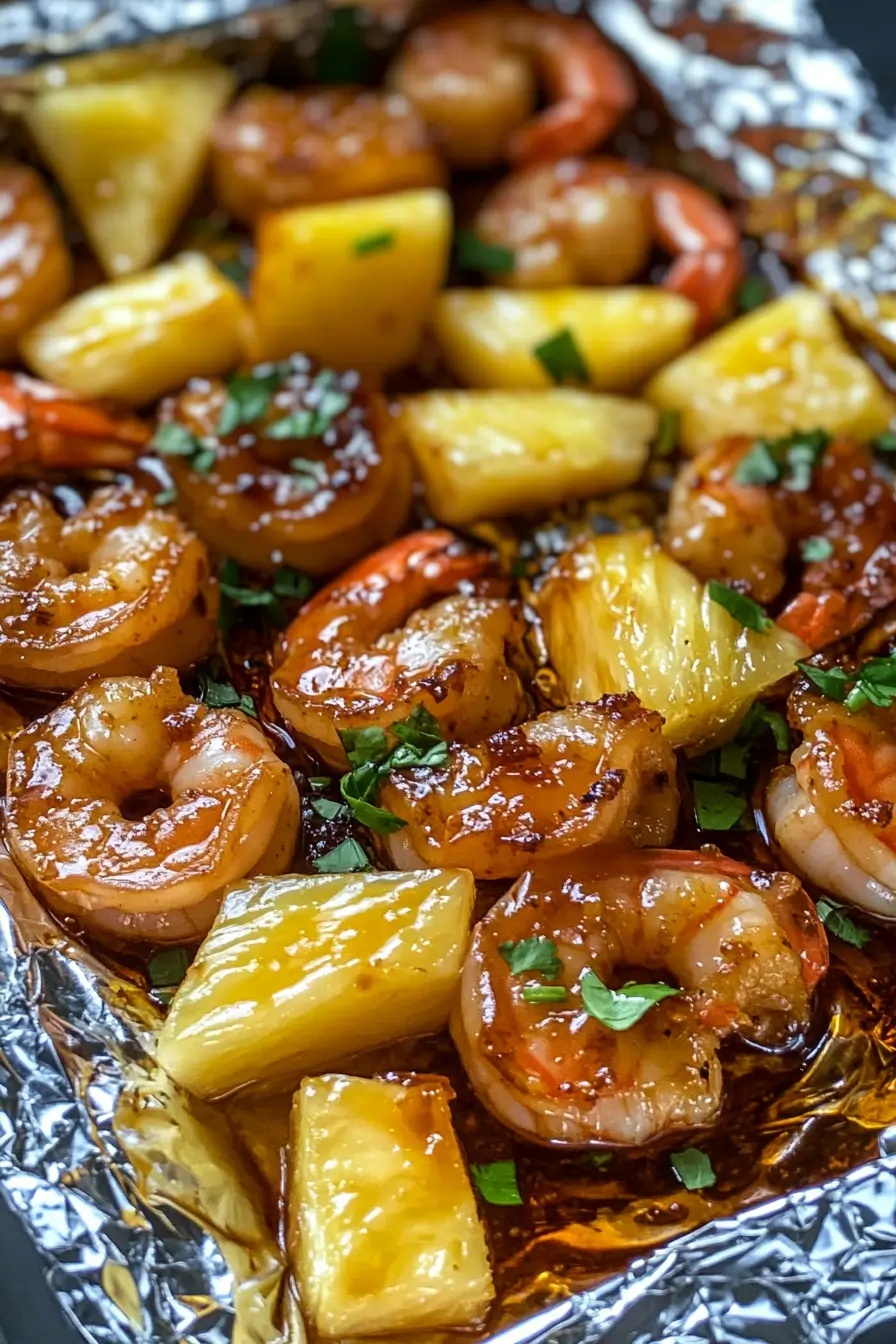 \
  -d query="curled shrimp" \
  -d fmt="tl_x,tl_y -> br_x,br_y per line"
0,163 -> 72,360
452,846 -> 828,1147
665,435 -> 896,647
475,158 -> 743,332
156,355 -> 411,576
380,696 -> 679,880
388,5 -> 635,170
6,667 -> 300,945
0,370 -> 149,475
768,677 -> 896,920
212,86 -> 445,223
0,484 -> 217,690
272,528 -> 527,769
